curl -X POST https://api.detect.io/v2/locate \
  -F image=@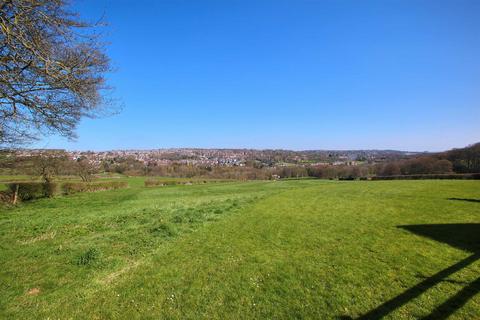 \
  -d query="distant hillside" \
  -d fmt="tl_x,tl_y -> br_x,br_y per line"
5,148 -> 417,167
438,143 -> 480,173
